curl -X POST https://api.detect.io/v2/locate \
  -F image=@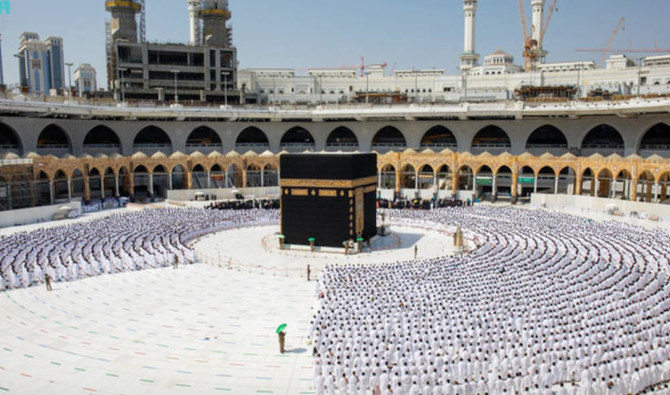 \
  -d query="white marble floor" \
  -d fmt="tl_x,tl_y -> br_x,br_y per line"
192,225 -> 454,278
0,264 -> 317,395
